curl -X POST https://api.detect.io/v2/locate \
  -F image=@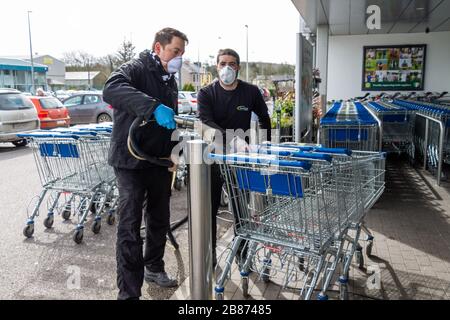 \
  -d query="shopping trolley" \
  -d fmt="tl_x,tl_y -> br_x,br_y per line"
320,101 -> 380,151
209,147 -> 385,300
364,101 -> 414,155
248,145 -> 386,299
70,123 -> 118,225
19,128 -> 115,243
